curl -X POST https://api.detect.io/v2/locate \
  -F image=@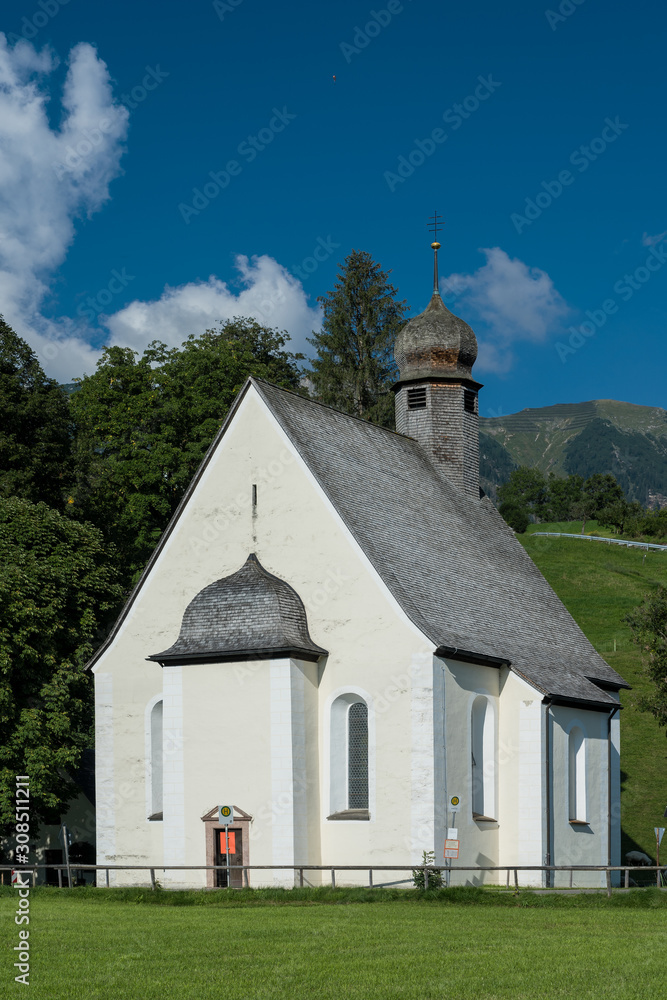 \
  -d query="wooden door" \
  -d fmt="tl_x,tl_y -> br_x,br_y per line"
214,828 -> 243,887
